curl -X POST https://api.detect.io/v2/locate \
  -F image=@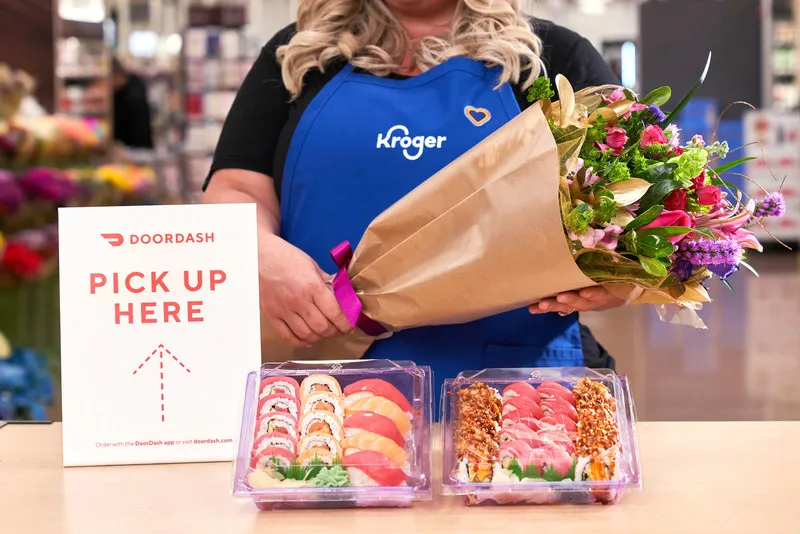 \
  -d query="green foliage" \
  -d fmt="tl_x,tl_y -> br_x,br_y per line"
669,148 -> 709,185
642,143 -> 674,161
640,86 -> 672,106
629,151 -> 651,177
635,233 -> 675,259
604,160 -> 631,183
705,140 -> 730,159
712,157 -> 756,176
639,256 -> 669,277
626,205 -> 664,231
526,76 -> 555,103
638,179 -> 684,211
595,196 -> 619,225
506,459 -> 578,482
641,162 -> 678,183
586,115 -> 608,145
274,457 -> 327,481
566,203 -> 595,234
565,459 -> 578,481
664,52 -> 712,126
638,226 -> 696,239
